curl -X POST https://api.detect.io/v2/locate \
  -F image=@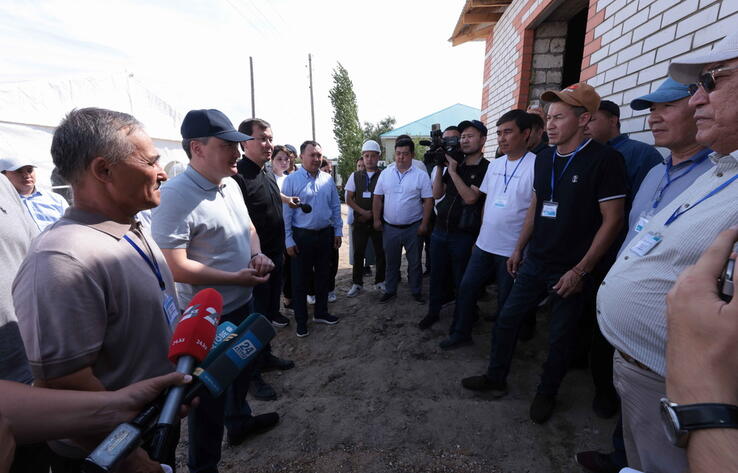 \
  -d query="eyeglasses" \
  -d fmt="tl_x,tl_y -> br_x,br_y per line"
688,64 -> 738,95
